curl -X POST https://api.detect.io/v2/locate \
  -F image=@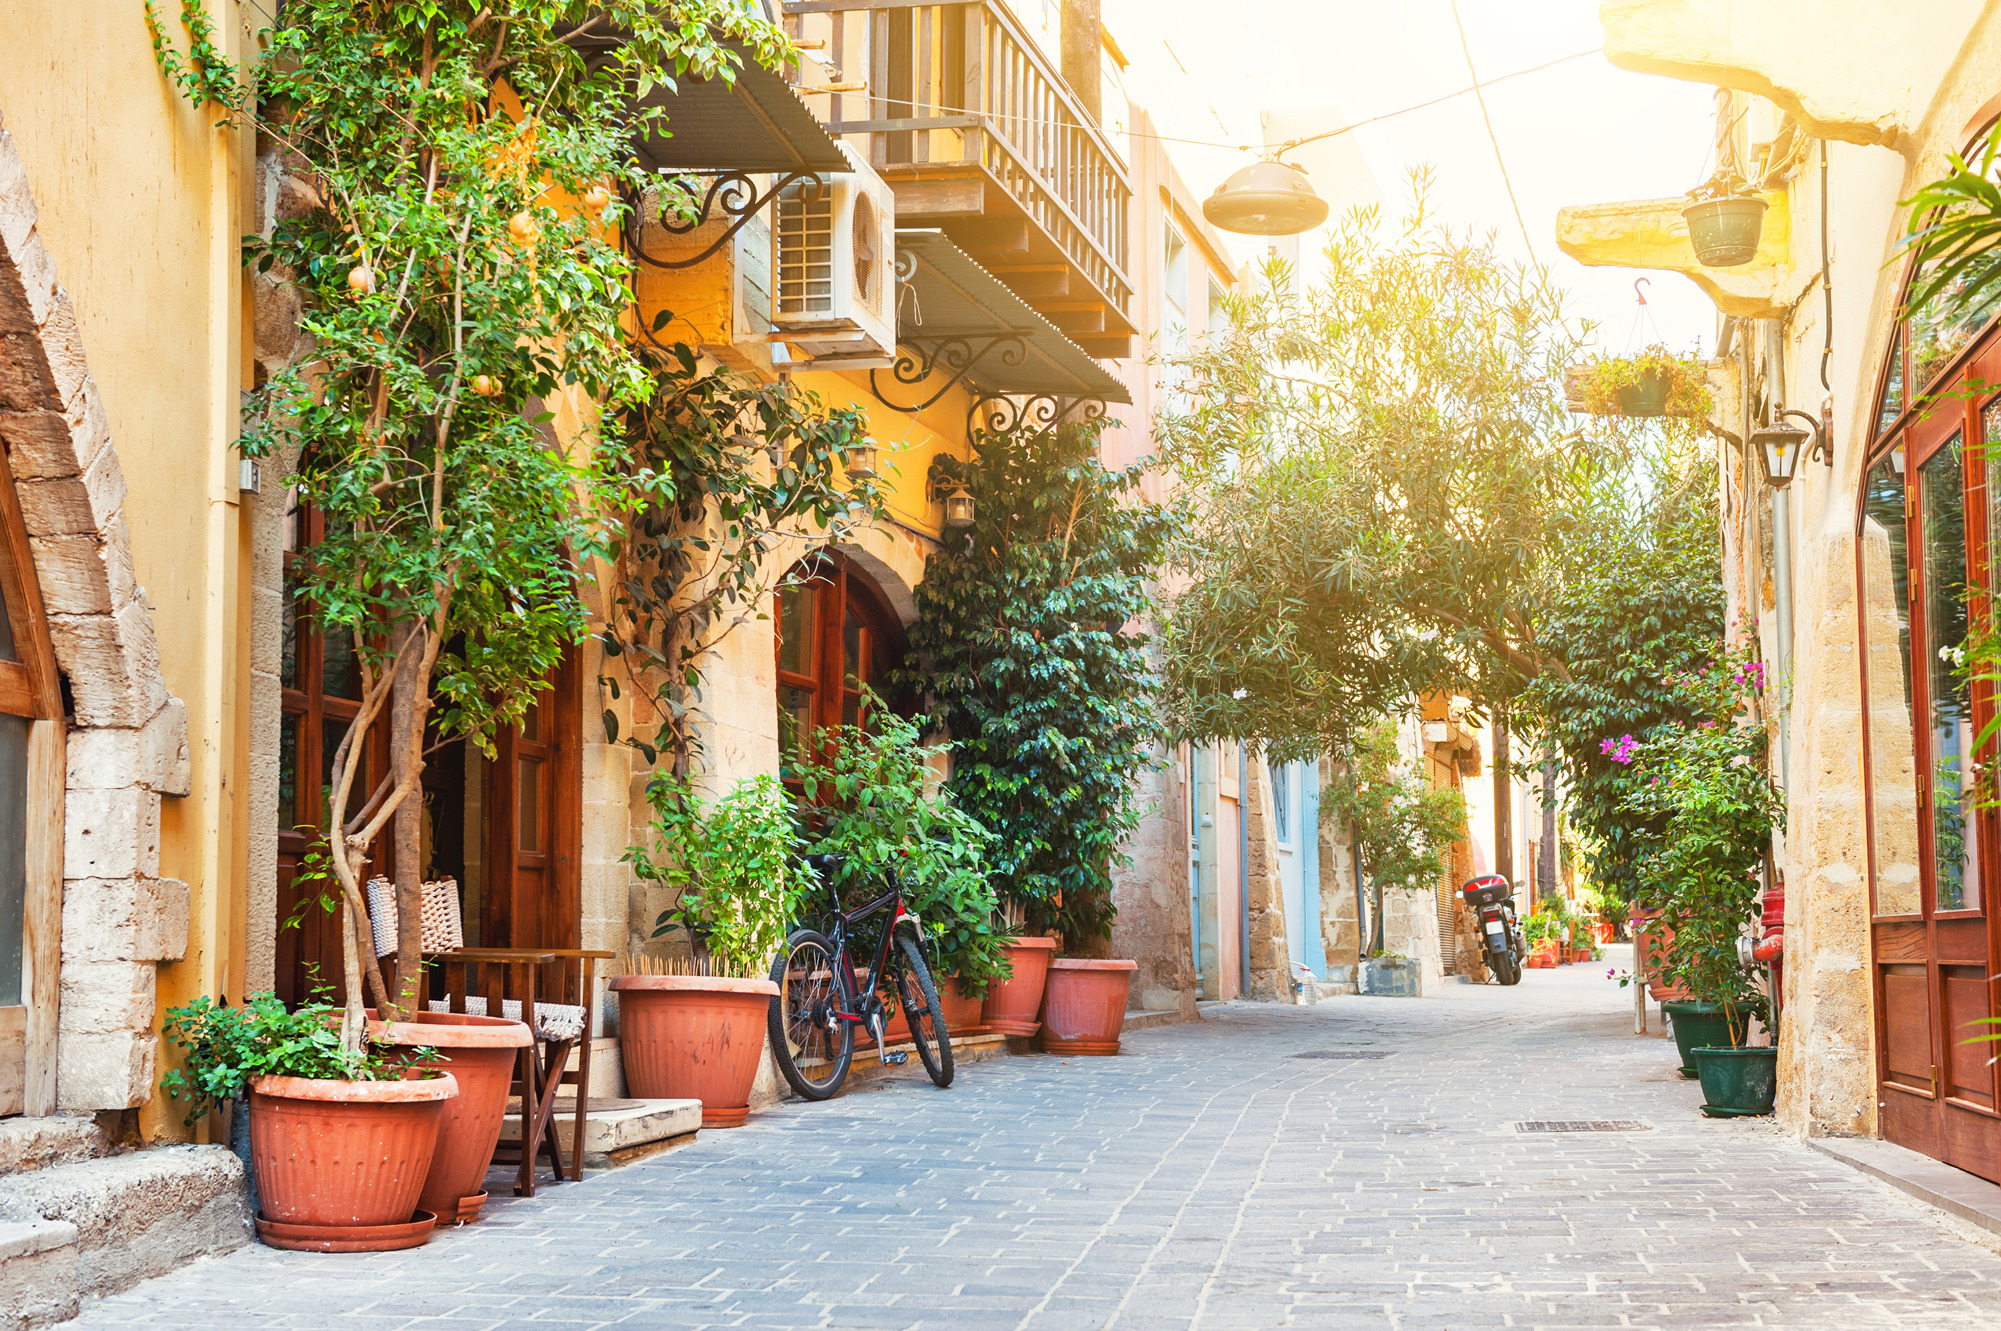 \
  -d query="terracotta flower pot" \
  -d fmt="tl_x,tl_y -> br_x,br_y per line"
371,1009 -> 532,1225
942,977 -> 986,1035
248,1072 -> 457,1251
1527,940 -> 1558,968
610,975 -> 778,1127
982,936 -> 1057,1037
1037,959 -> 1135,1056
